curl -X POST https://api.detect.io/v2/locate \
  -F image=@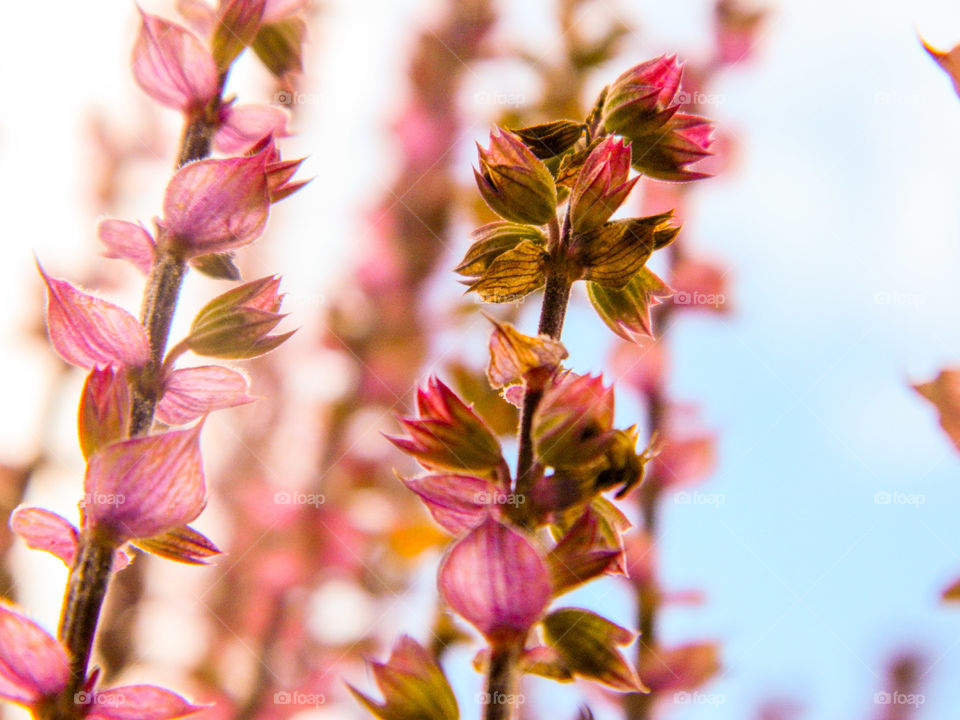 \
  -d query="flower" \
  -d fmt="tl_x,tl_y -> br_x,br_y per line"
474,127 -> 558,225
569,136 -> 639,233
602,55 -> 683,137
